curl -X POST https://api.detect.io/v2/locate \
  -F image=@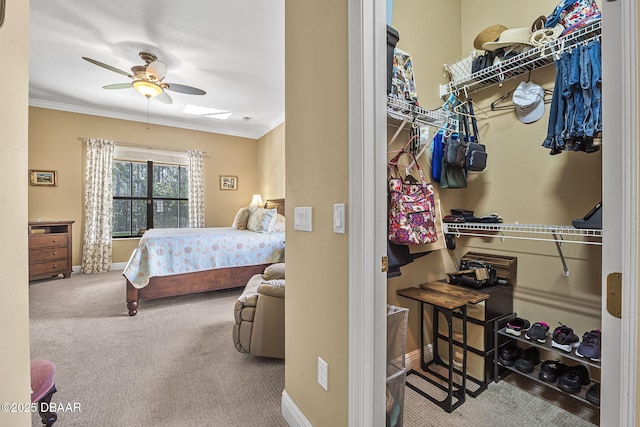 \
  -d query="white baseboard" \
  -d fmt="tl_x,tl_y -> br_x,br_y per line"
281,389 -> 312,427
